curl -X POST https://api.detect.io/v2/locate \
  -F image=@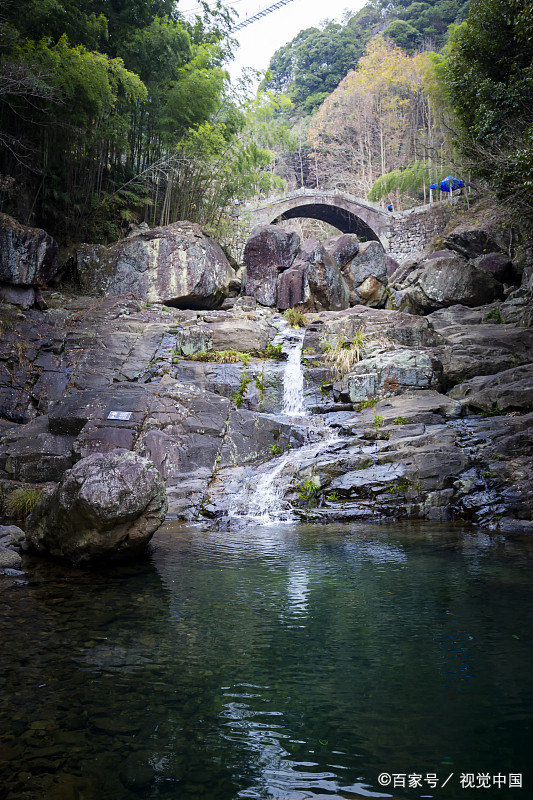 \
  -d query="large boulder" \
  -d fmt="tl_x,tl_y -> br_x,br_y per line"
26,450 -> 167,563
278,240 -> 350,312
322,234 -> 360,268
0,213 -> 58,286
348,348 -> 441,403
244,225 -> 300,306
0,214 -> 58,307
448,363 -> 533,413
76,221 -> 236,309
395,254 -> 504,313
472,252 -> 516,284
444,226 -> 511,260
341,240 -> 388,307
